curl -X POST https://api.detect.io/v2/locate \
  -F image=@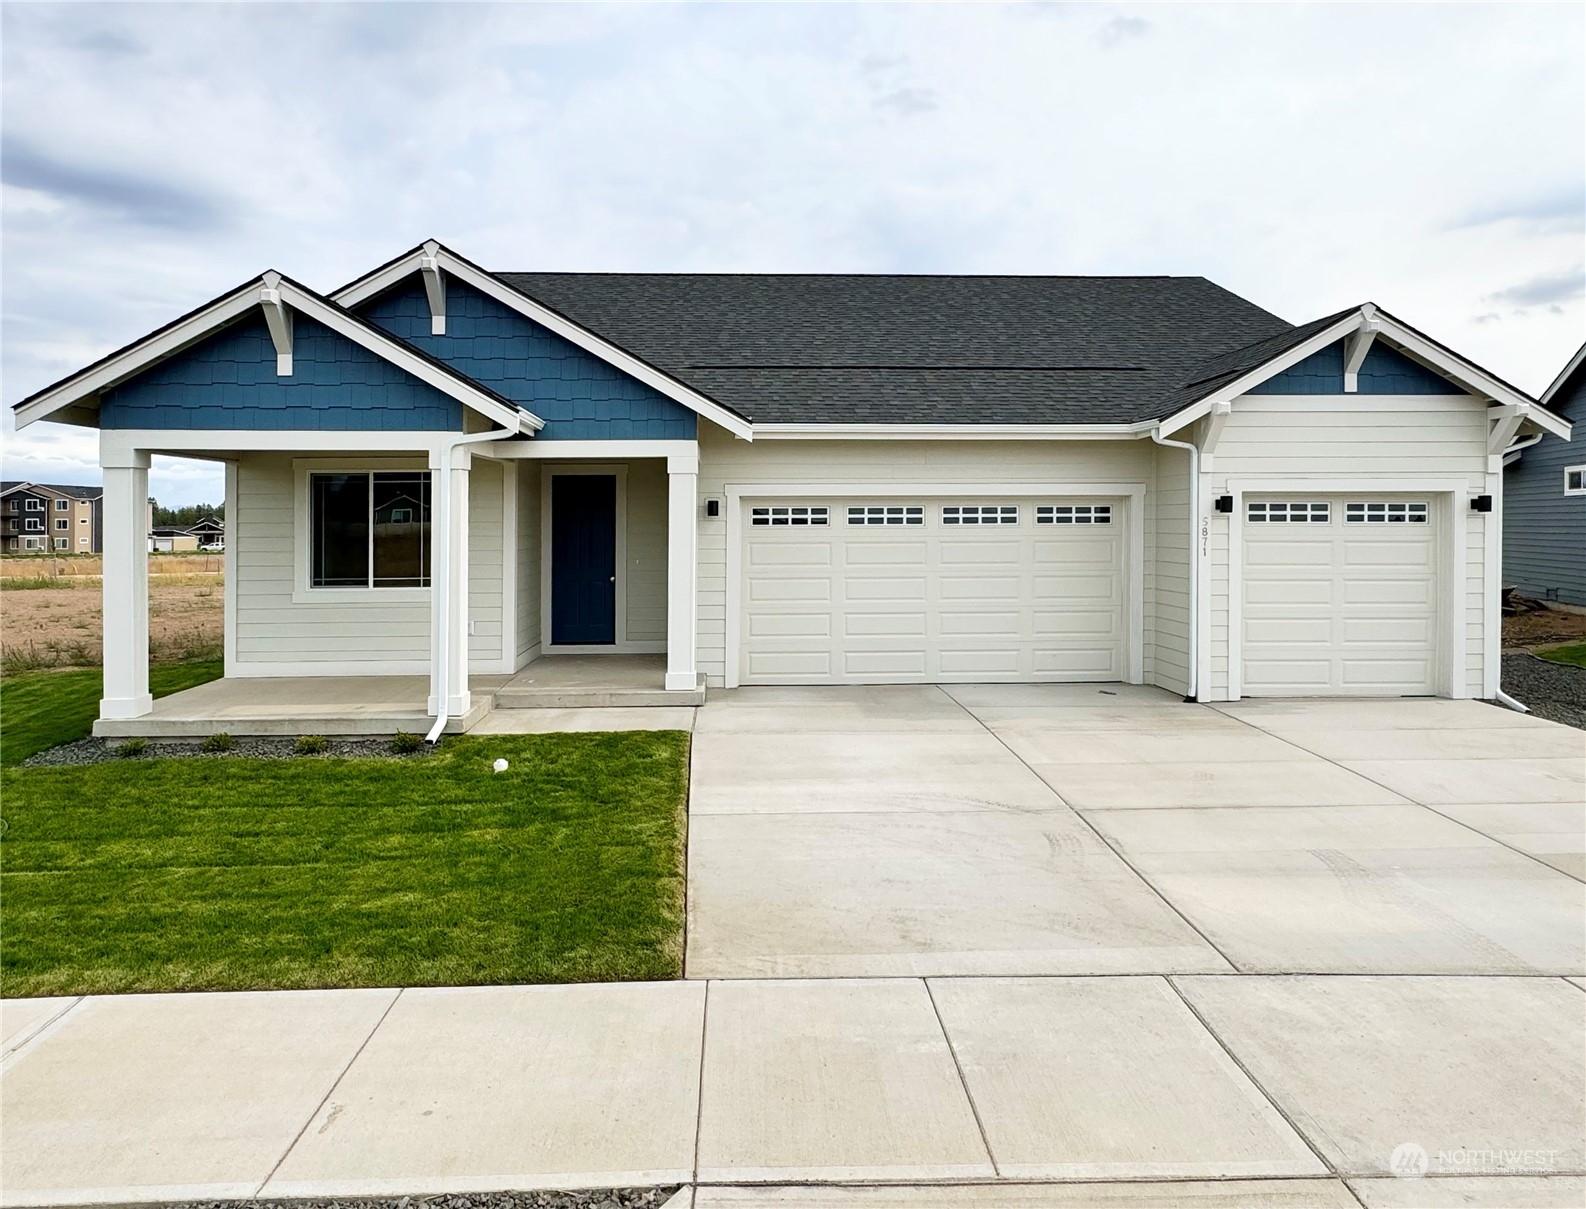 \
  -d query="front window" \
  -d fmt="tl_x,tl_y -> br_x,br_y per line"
55,518 -> 69,530
310,472 -> 431,589
1566,466 -> 1585,496
25,498 -> 42,511
55,498 -> 69,511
